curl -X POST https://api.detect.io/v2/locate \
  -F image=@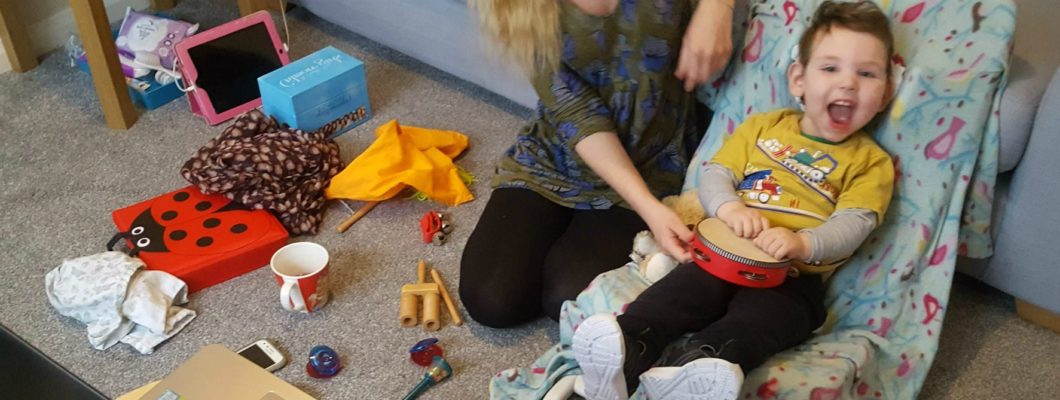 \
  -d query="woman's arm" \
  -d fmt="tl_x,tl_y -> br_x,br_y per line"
676,0 -> 736,91
575,132 -> 694,262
